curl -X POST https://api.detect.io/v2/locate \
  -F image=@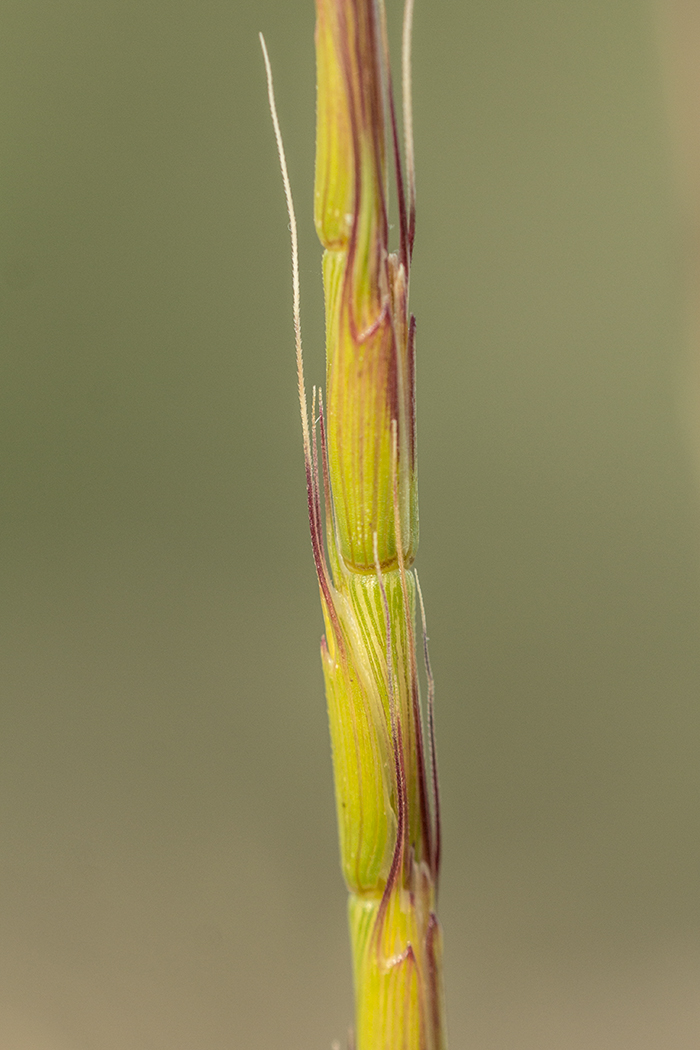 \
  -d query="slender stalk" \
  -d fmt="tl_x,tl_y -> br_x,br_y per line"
263,2 -> 446,1045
